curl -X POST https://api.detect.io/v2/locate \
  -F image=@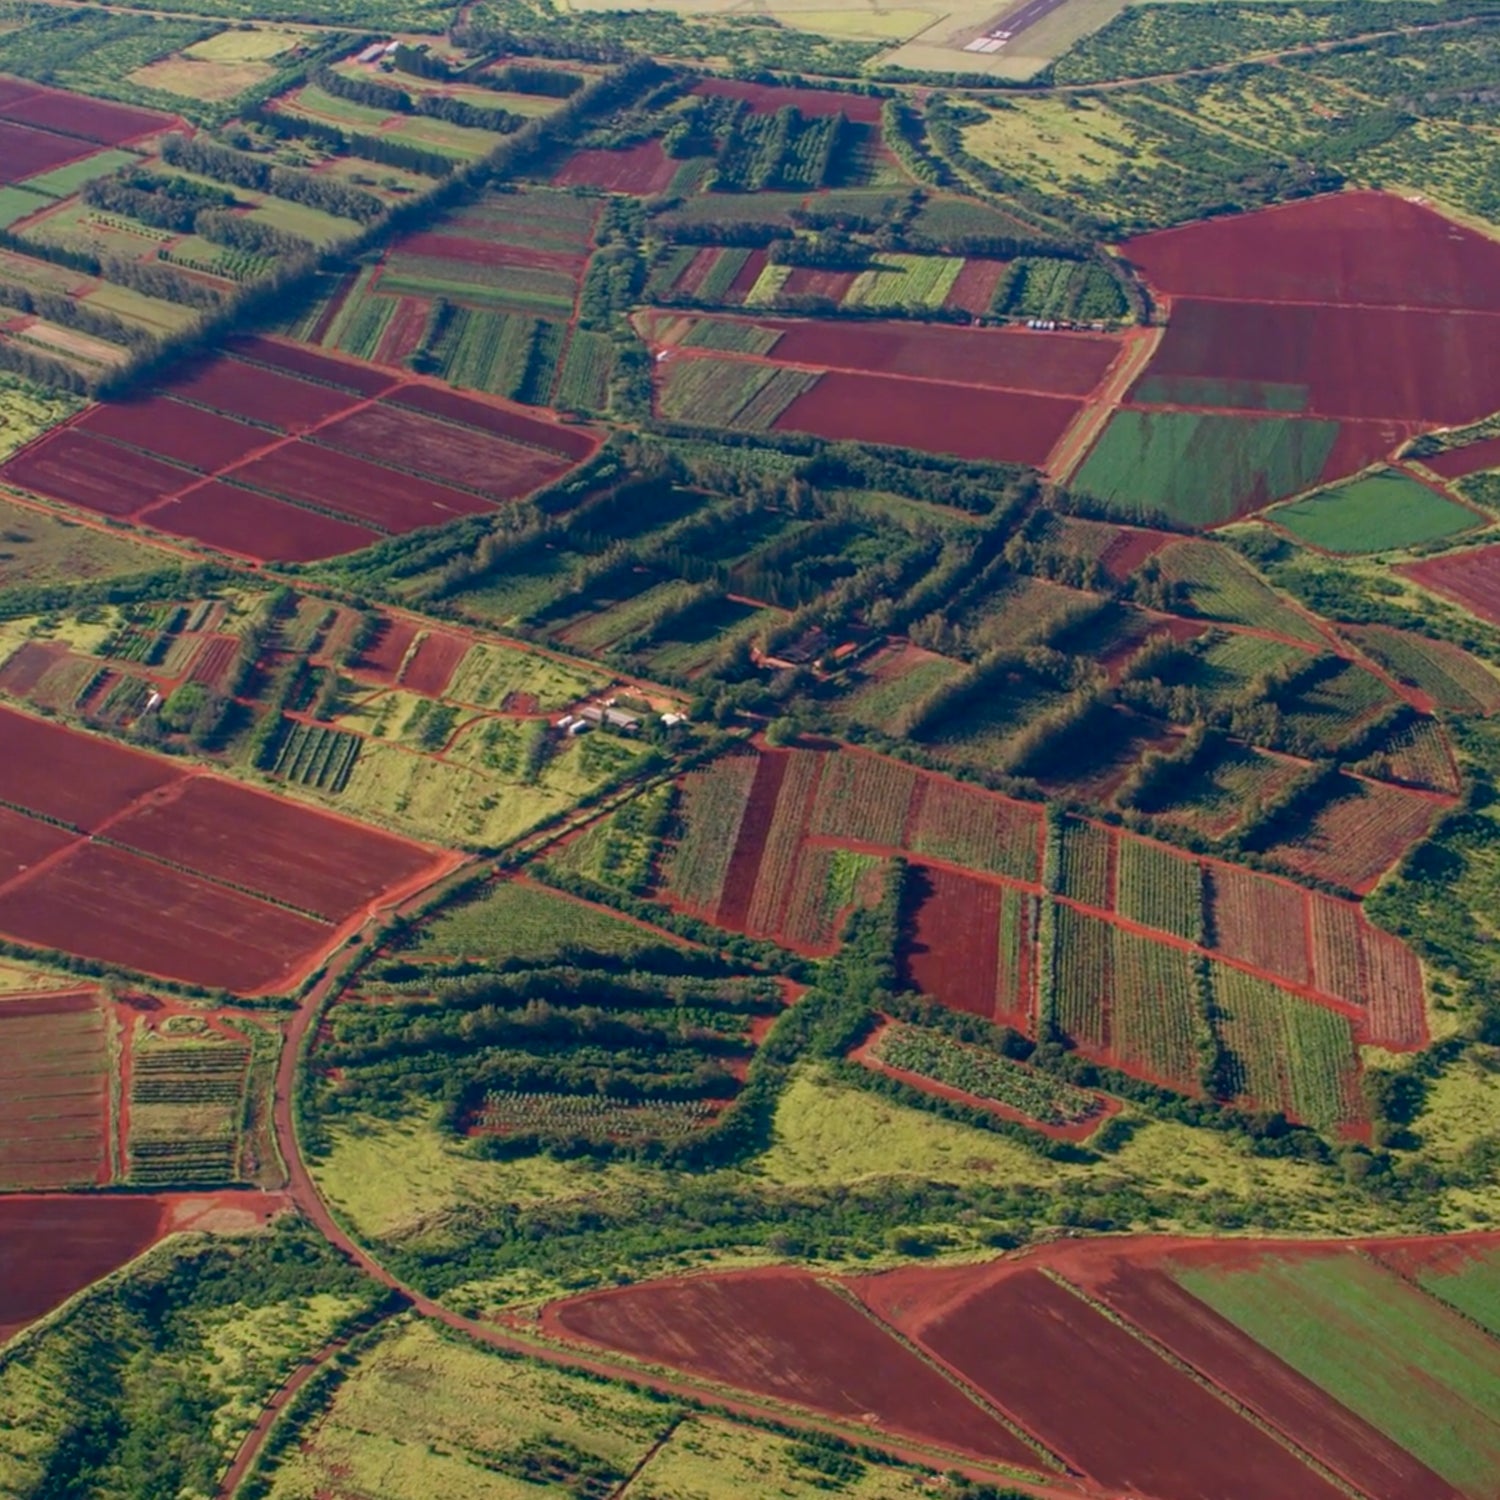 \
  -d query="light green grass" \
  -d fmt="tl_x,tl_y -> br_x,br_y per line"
0,187 -> 51,229
18,149 -> 140,200
1176,1252 -> 1500,1493
1270,469 -> 1482,554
